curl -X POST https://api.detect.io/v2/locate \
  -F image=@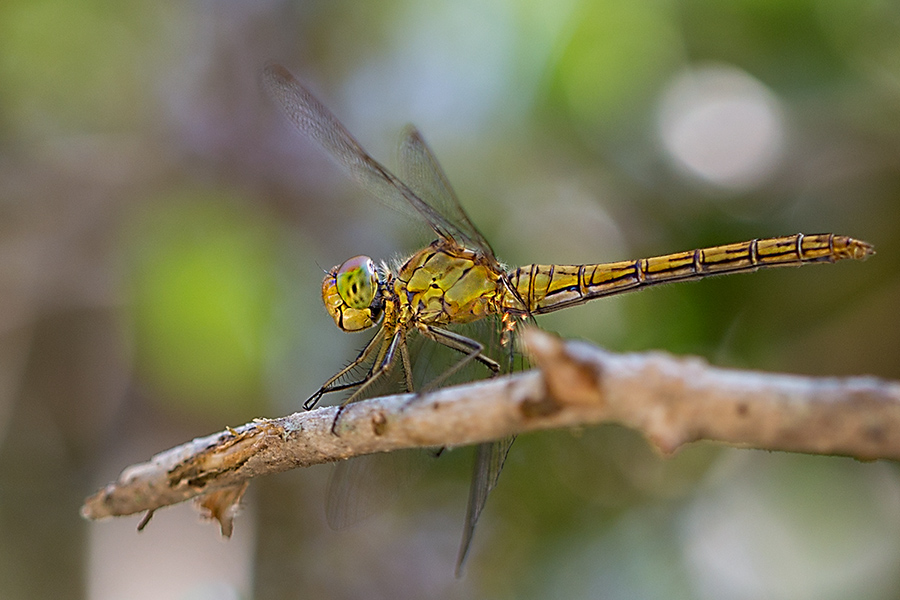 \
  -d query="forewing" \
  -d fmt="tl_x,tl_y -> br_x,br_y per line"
264,64 -> 465,245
